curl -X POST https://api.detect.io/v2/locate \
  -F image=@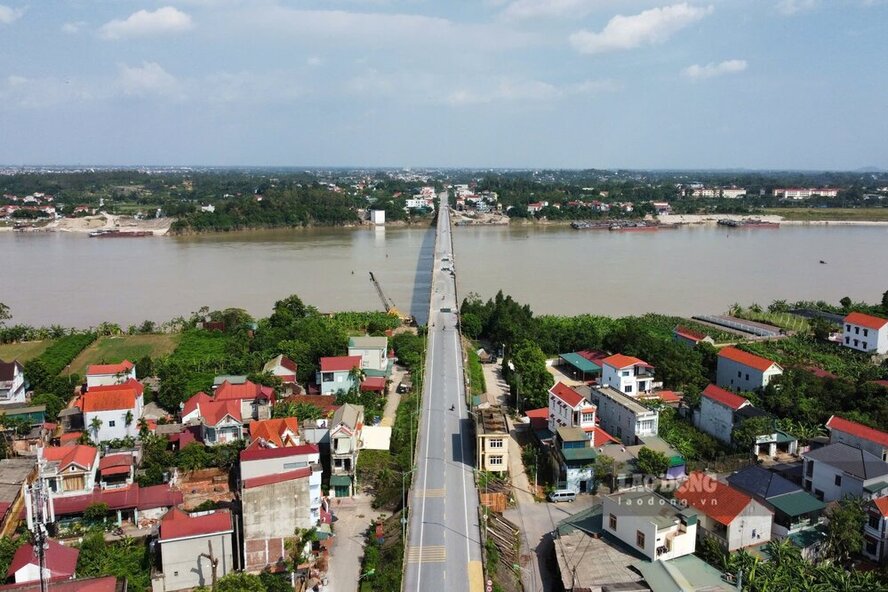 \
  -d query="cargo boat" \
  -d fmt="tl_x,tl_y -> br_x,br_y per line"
717,219 -> 780,229
89,229 -> 154,238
